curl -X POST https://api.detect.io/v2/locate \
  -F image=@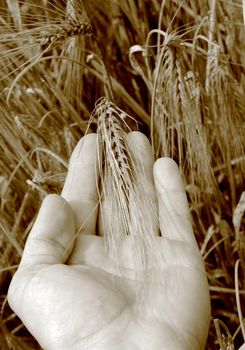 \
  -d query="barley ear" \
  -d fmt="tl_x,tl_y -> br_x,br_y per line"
93,98 -> 161,281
